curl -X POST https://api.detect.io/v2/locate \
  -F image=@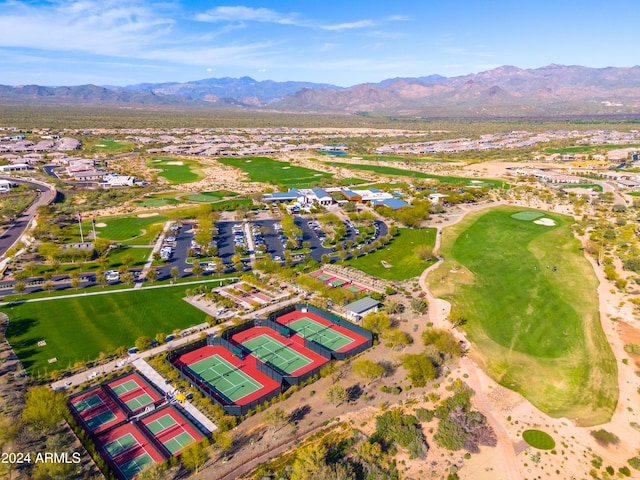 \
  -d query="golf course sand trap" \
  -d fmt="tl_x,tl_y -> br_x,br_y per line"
165,161 -> 183,165
381,260 -> 392,268
95,222 -> 107,228
534,218 -> 556,226
137,212 -> 159,218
